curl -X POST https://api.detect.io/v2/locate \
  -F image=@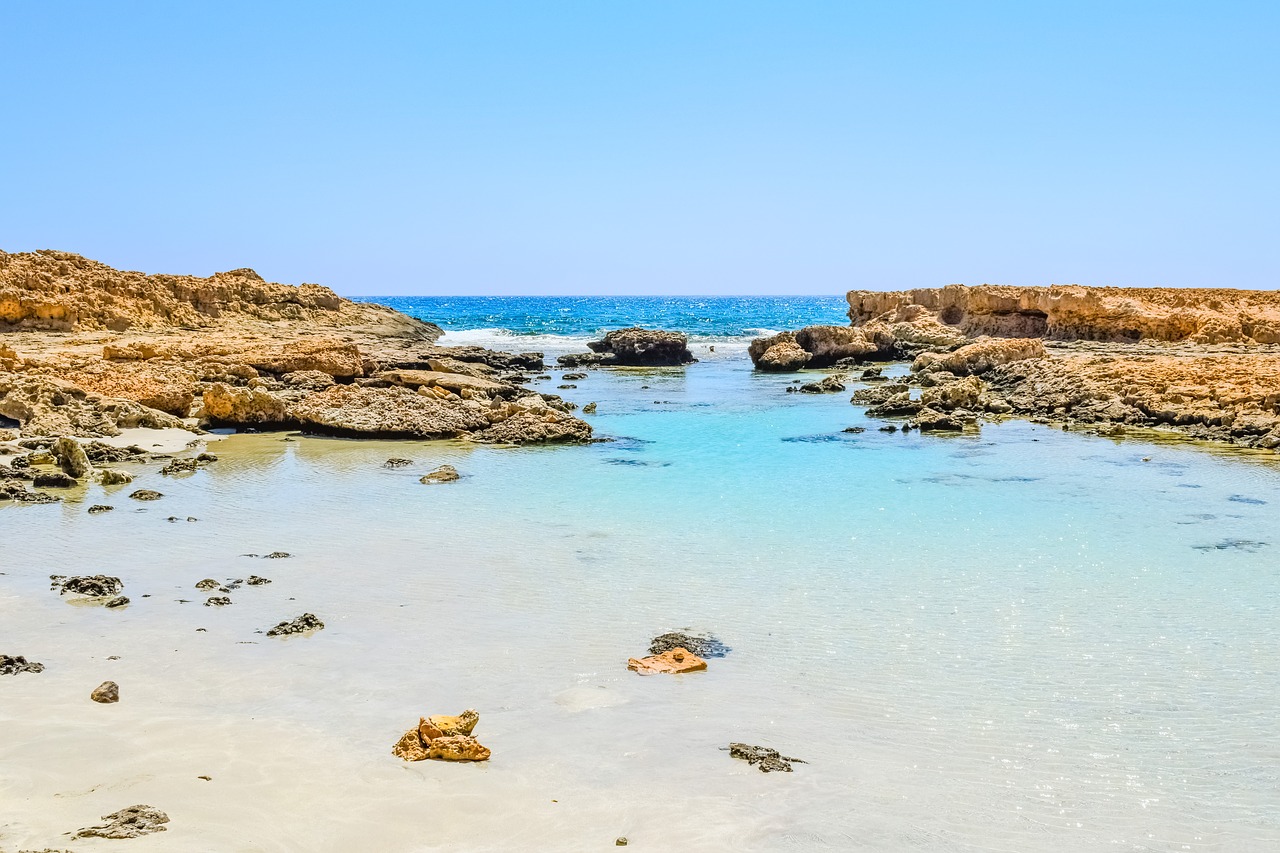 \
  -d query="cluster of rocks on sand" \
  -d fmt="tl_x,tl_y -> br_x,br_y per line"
0,251 -> 593,469
751,284 -> 1280,450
